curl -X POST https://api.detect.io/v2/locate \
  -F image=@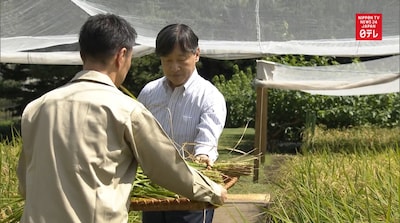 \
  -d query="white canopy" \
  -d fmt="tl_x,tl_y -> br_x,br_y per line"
1,0 -> 399,64
256,55 -> 400,96
1,0 -> 399,95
